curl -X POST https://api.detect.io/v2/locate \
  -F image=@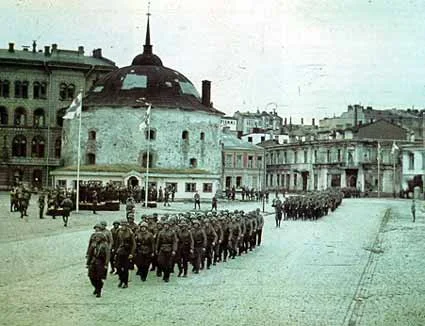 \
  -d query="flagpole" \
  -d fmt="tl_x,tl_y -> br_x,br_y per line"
393,146 -> 396,198
377,141 -> 380,198
76,89 -> 83,213
144,104 -> 151,207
